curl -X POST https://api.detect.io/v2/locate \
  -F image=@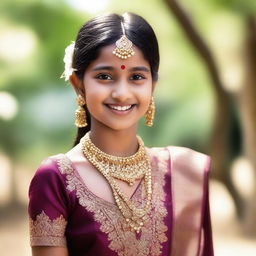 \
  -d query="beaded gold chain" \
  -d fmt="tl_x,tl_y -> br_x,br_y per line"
81,132 -> 148,186
81,132 -> 152,233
